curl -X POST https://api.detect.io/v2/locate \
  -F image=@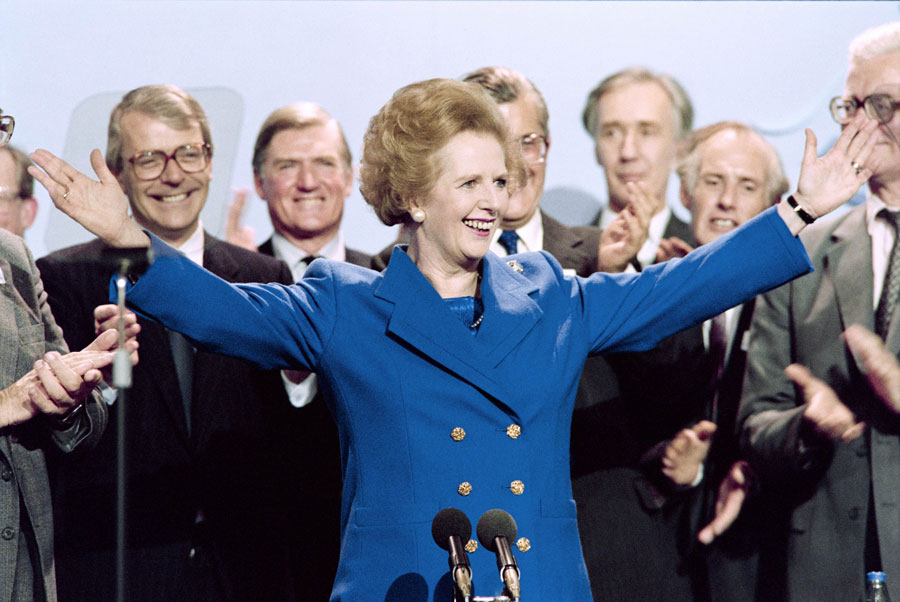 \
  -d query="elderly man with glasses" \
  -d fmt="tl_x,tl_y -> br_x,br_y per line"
738,21 -> 900,601
34,85 -> 298,602
0,108 -> 118,602
0,145 -> 39,238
